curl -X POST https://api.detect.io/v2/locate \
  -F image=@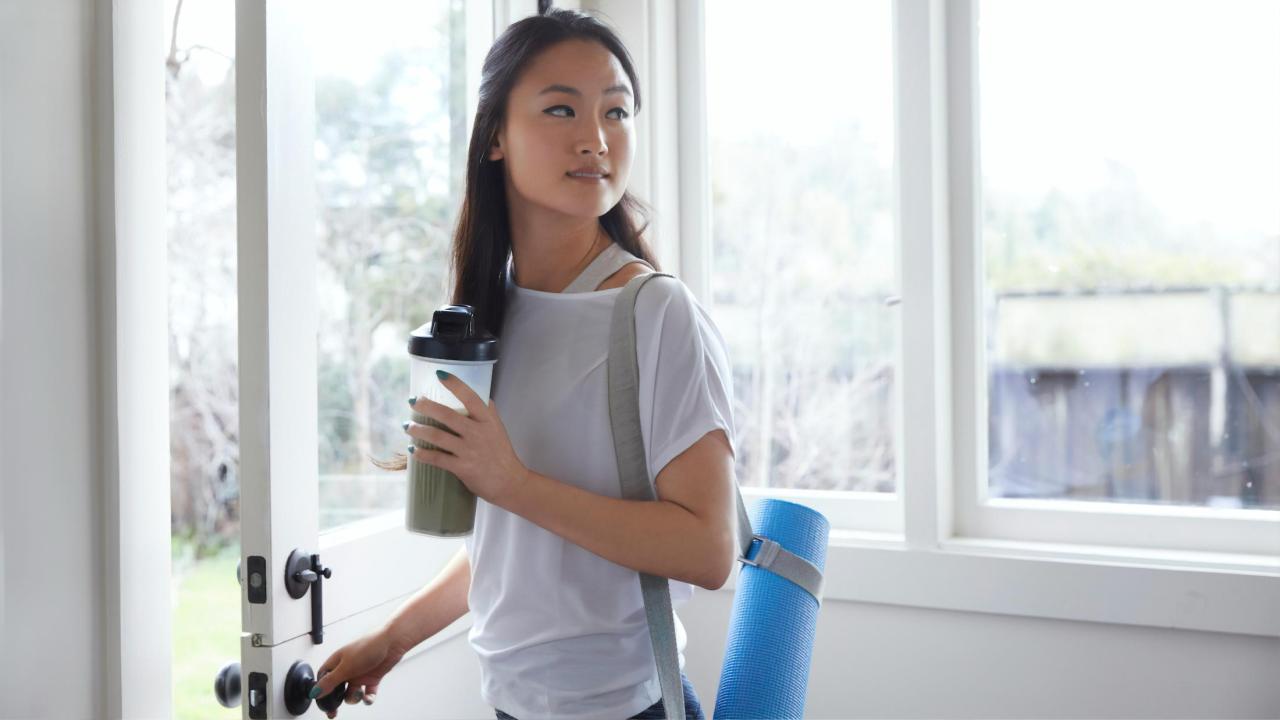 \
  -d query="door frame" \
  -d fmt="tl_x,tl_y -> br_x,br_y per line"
95,0 -> 172,718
